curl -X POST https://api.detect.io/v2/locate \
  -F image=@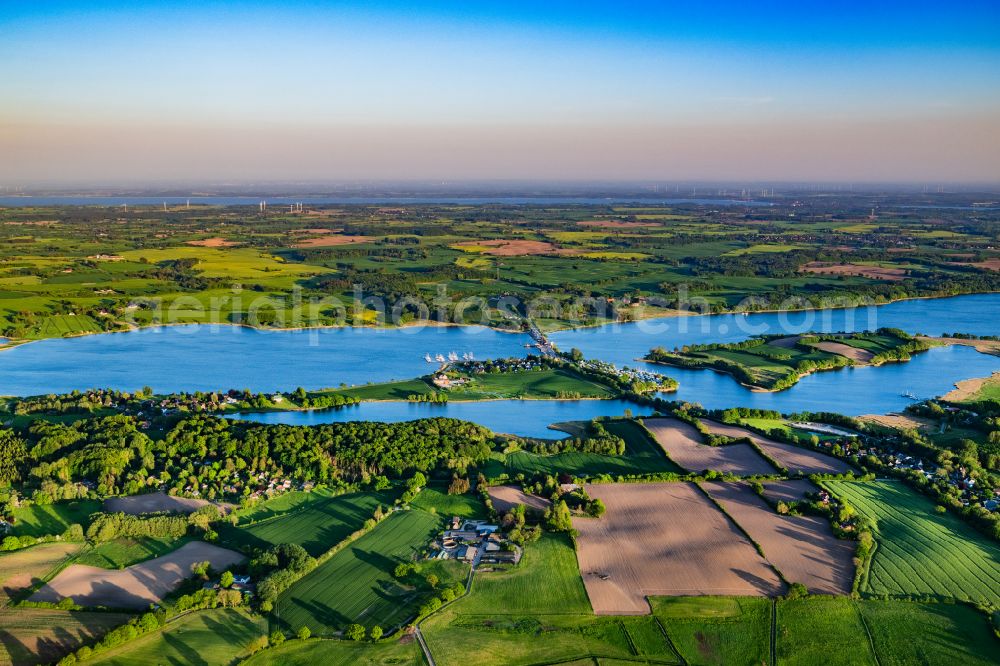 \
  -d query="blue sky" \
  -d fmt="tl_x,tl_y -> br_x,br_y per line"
2,1 -> 999,183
